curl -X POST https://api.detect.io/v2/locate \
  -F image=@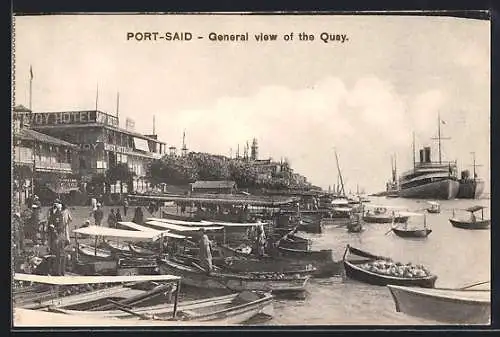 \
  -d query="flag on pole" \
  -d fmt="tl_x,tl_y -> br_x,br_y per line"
30,65 -> 33,80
